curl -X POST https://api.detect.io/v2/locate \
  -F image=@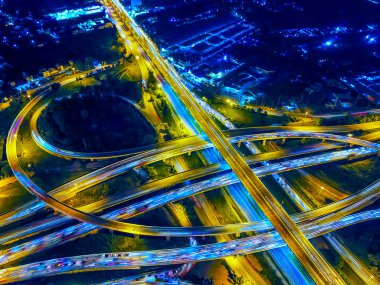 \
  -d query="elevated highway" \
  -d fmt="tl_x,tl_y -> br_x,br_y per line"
1,2 -> 379,283
0,209 -> 379,284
